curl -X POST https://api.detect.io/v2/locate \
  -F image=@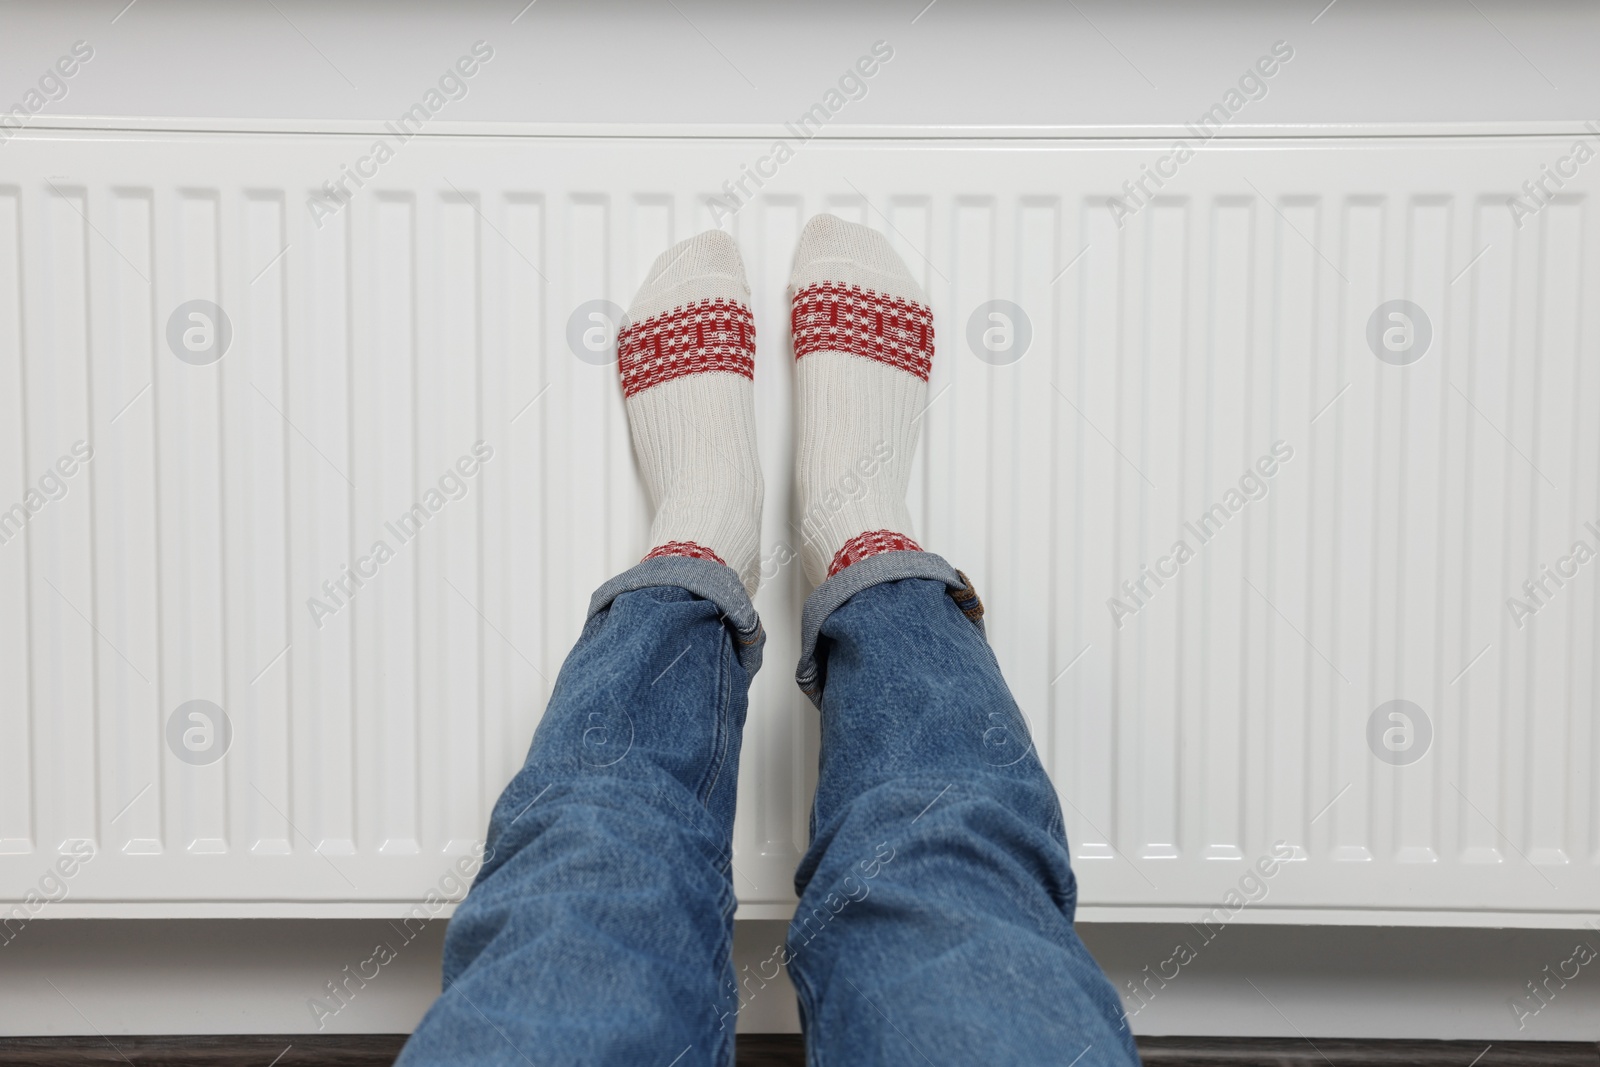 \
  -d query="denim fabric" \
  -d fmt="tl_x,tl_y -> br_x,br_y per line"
590,553 -> 765,677
794,548 -> 972,708
787,569 -> 1139,1067
398,552 -> 1137,1067
397,556 -> 759,1067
